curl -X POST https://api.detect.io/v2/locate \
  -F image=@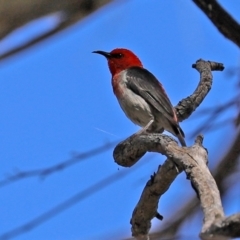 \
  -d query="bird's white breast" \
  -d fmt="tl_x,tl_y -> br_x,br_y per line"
113,70 -> 154,127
